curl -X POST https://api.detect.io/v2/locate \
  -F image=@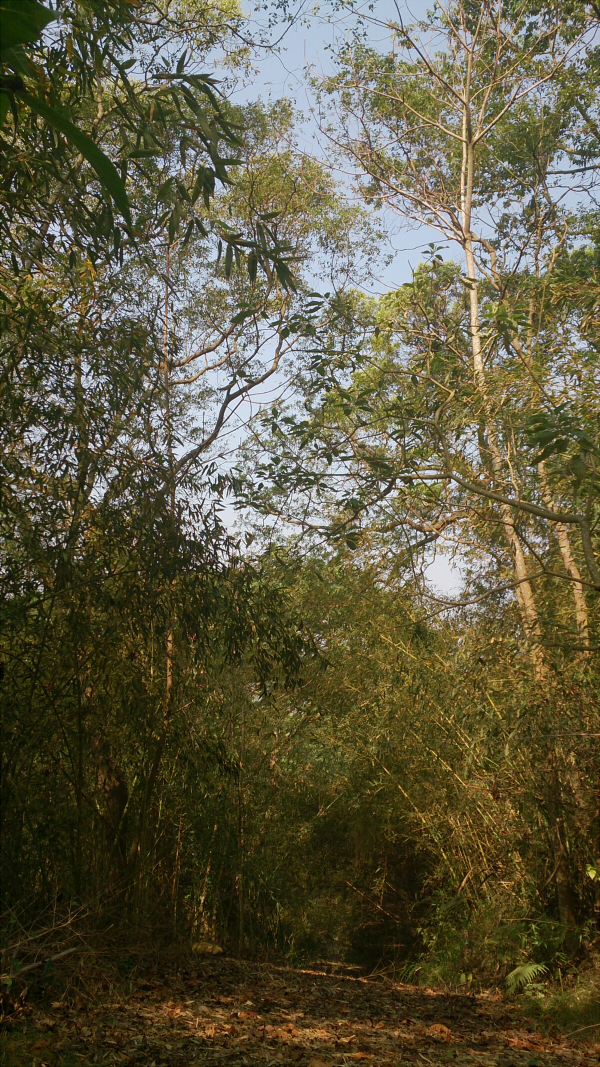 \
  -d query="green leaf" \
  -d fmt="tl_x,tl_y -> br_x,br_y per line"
128,147 -> 164,158
0,91 -> 9,129
247,252 -> 257,284
181,218 -> 194,248
168,199 -> 183,243
438,896 -> 462,914
506,962 -> 548,995
191,166 -> 215,208
224,242 -> 233,279
534,438 -> 570,462
567,455 -> 588,486
20,93 -> 132,226
0,0 -> 55,57
274,258 -> 296,291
